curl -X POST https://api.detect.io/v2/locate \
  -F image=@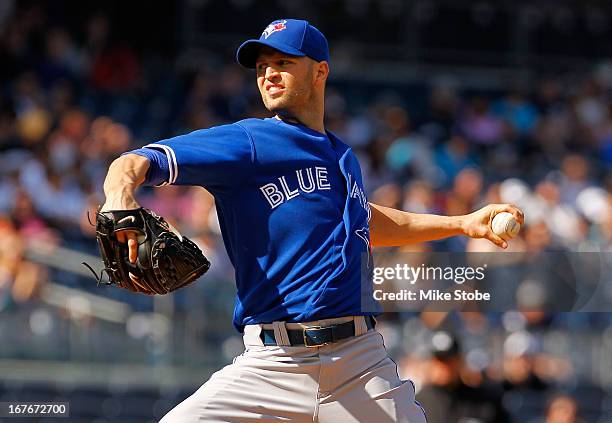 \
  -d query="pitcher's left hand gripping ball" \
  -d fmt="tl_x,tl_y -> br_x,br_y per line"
92,208 -> 210,295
